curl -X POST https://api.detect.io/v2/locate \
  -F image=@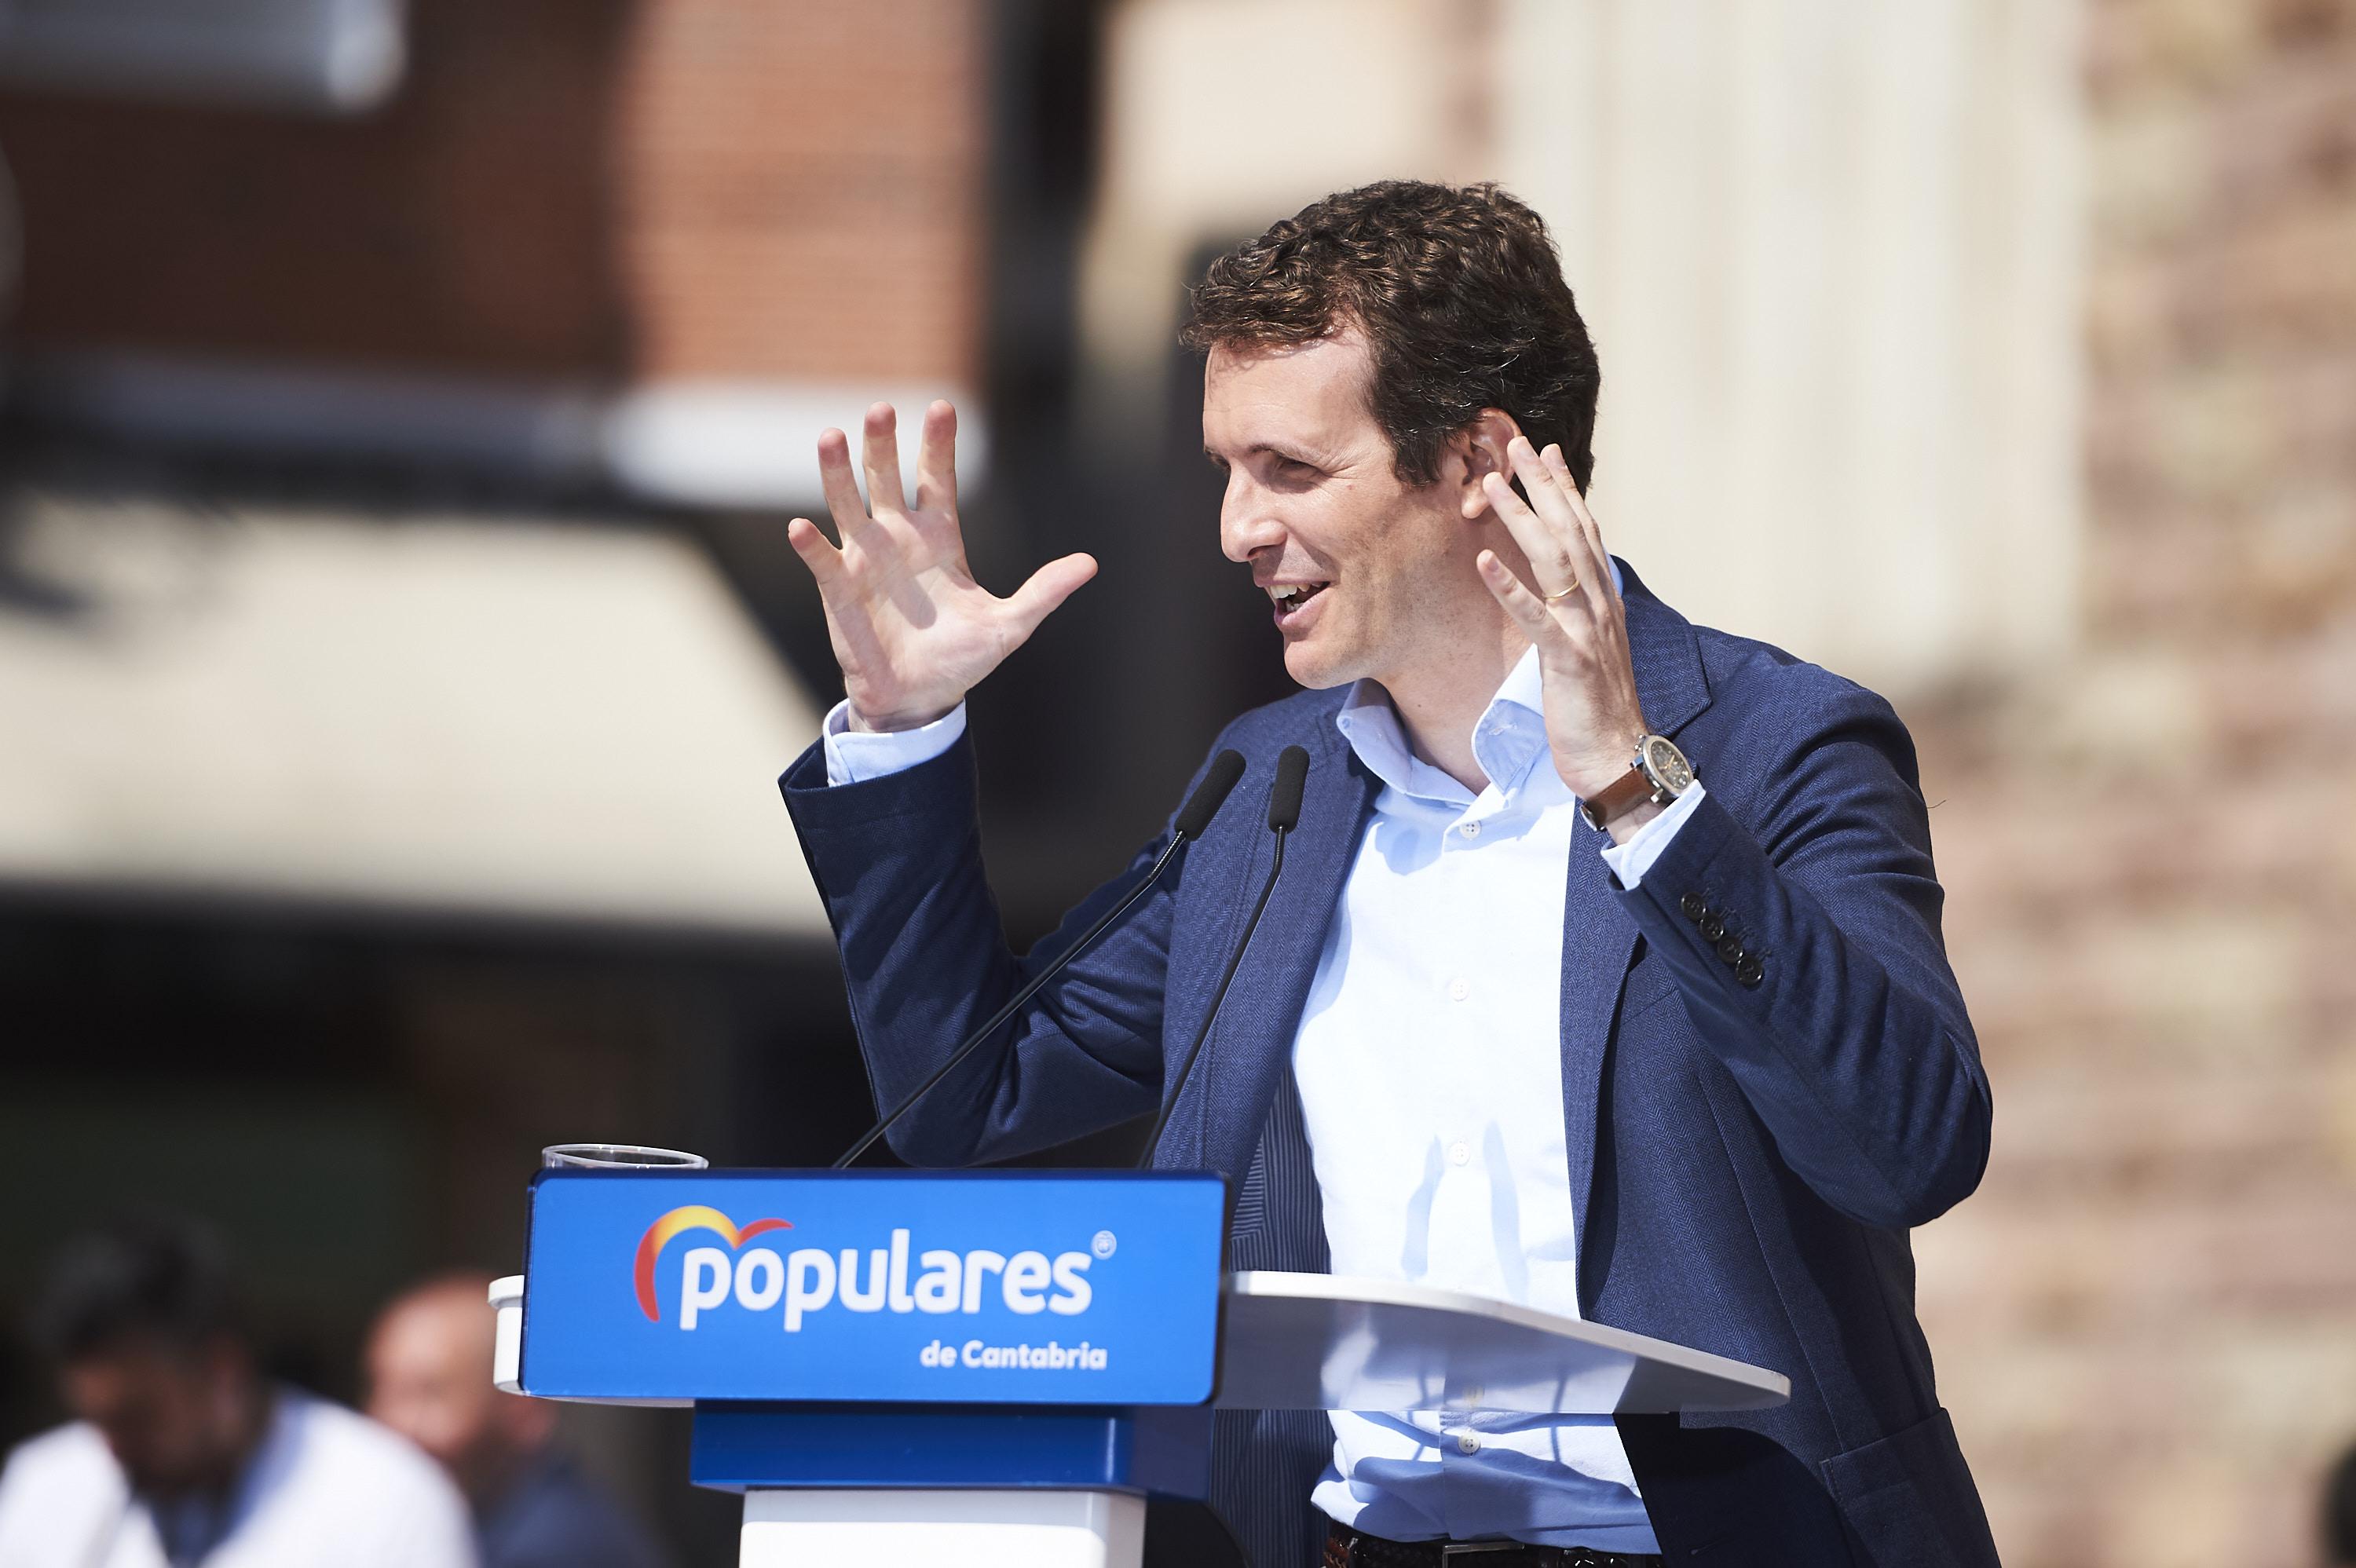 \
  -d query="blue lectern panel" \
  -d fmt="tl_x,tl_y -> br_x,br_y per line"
521,1170 -> 1225,1405
690,1404 -> 1213,1496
